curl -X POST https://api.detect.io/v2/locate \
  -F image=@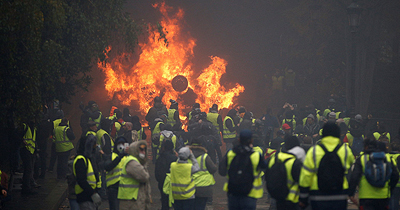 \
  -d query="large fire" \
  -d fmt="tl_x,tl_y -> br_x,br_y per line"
98,2 -> 244,122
